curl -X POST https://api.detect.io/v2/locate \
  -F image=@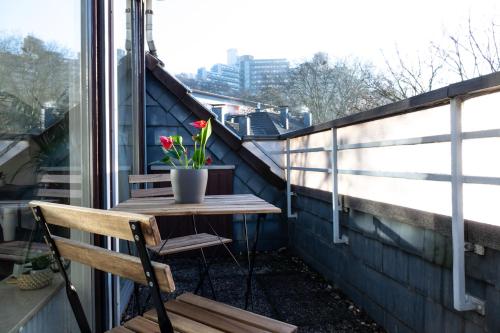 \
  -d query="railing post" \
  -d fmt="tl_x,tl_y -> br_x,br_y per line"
450,96 -> 484,314
286,138 -> 297,218
331,128 -> 348,244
